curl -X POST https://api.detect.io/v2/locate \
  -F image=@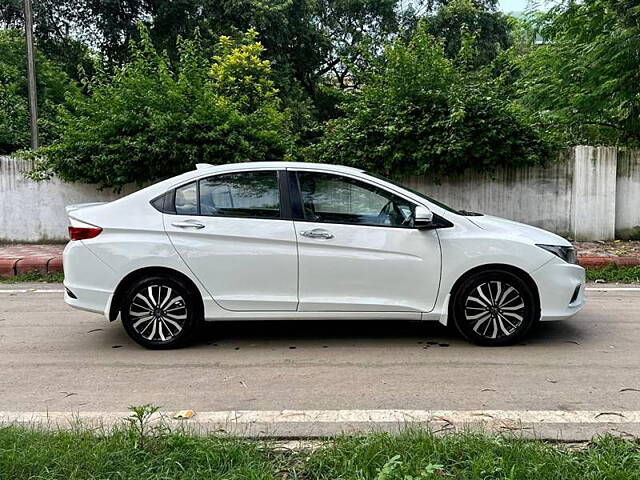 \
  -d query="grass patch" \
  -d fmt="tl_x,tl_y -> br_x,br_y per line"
302,430 -> 640,479
0,426 -> 276,480
586,265 -> 640,283
0,271 -> 64,283
1,426 -> 640,479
